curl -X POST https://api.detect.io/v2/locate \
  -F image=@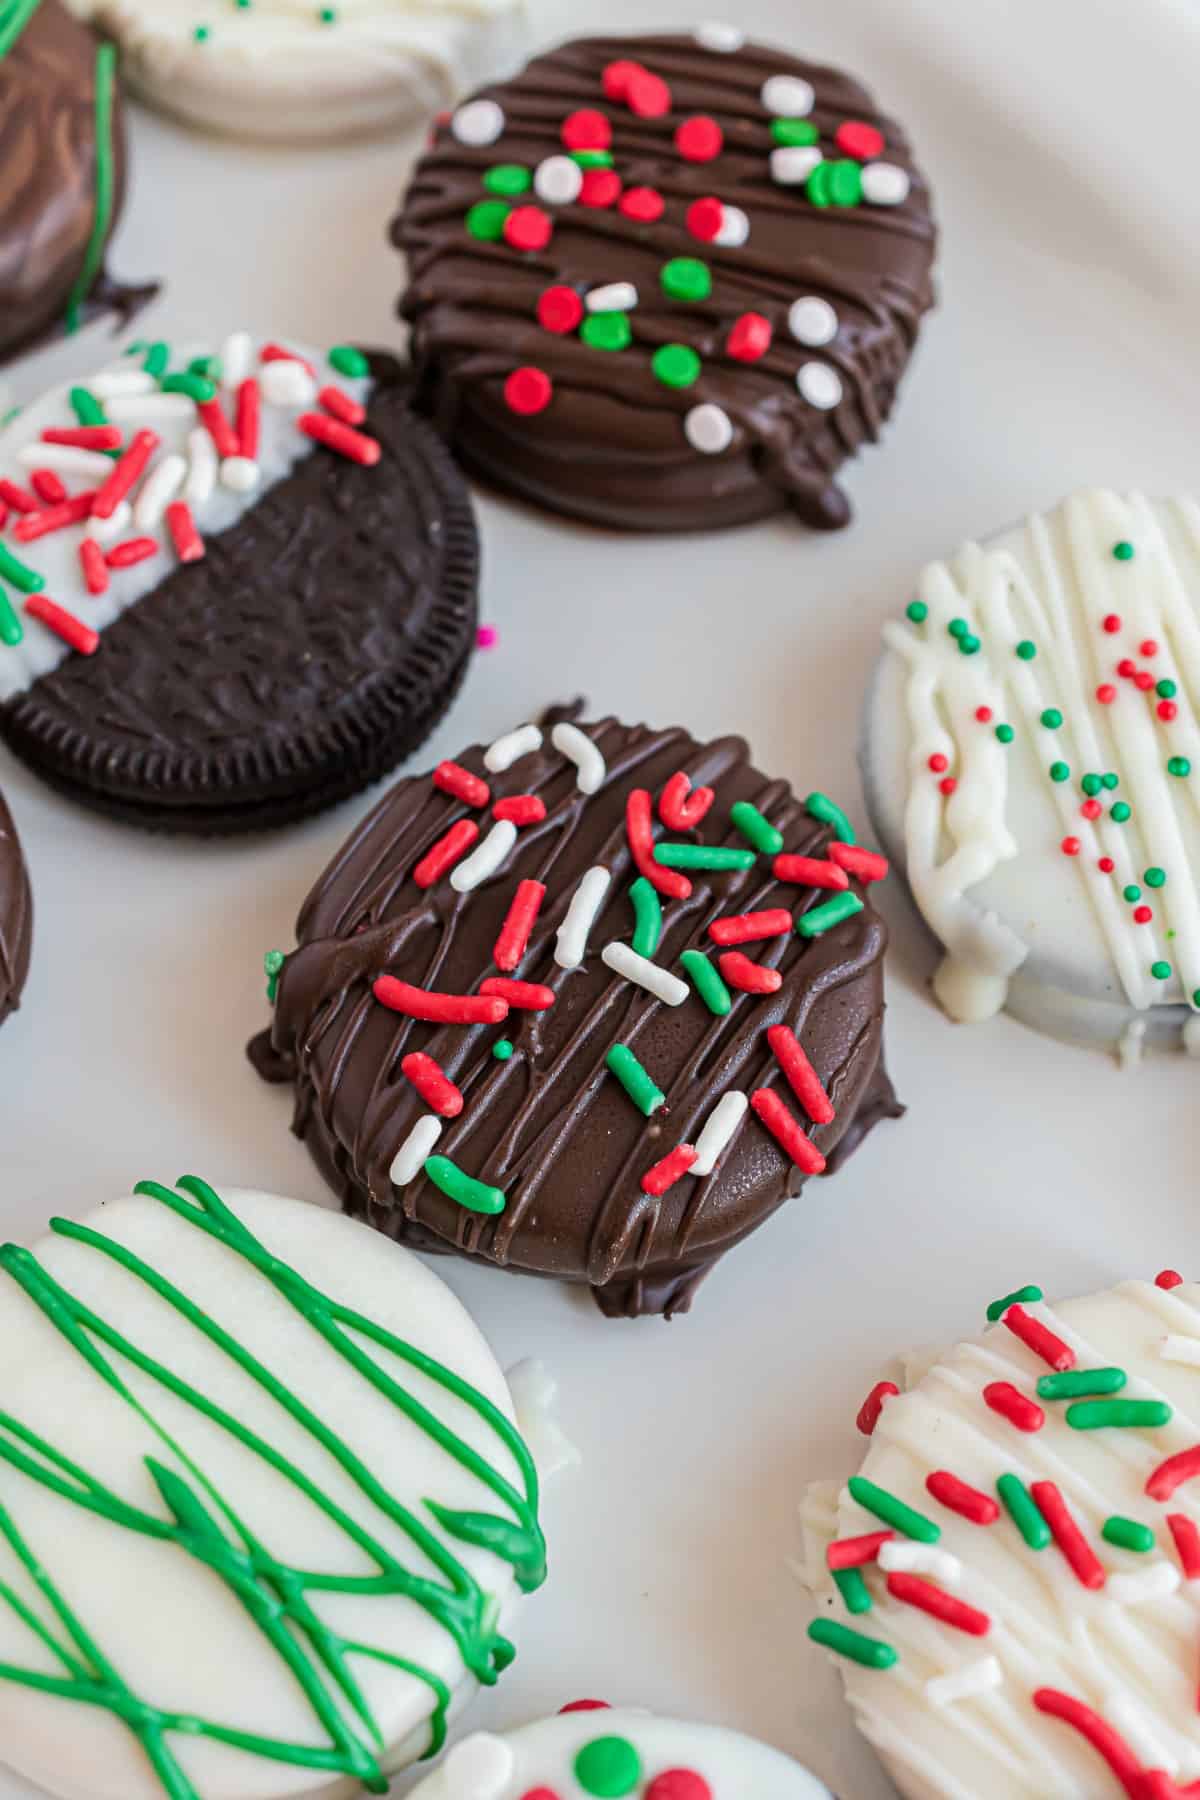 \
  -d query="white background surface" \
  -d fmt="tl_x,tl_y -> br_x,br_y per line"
2,1 -> 1200,1795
